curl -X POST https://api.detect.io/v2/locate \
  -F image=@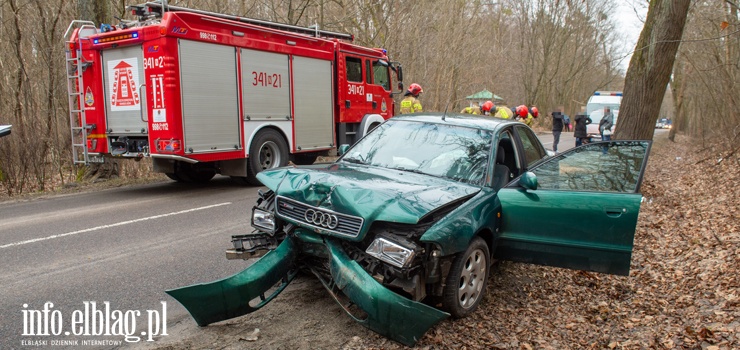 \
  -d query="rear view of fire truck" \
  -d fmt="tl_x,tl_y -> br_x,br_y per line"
64,1 -> 402,184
